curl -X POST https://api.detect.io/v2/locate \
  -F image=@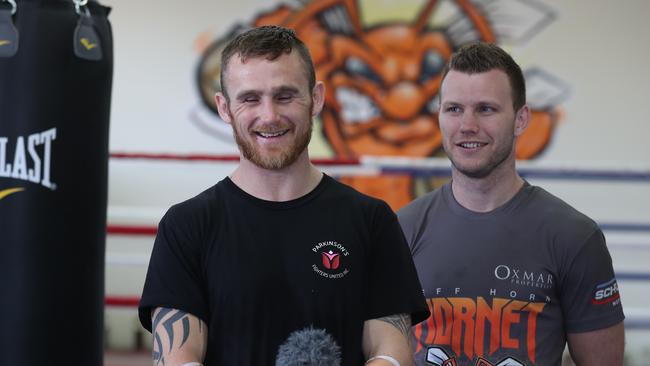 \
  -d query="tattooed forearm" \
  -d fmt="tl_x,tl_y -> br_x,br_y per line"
378,313 -> 411,338
151,308 -> 204,366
